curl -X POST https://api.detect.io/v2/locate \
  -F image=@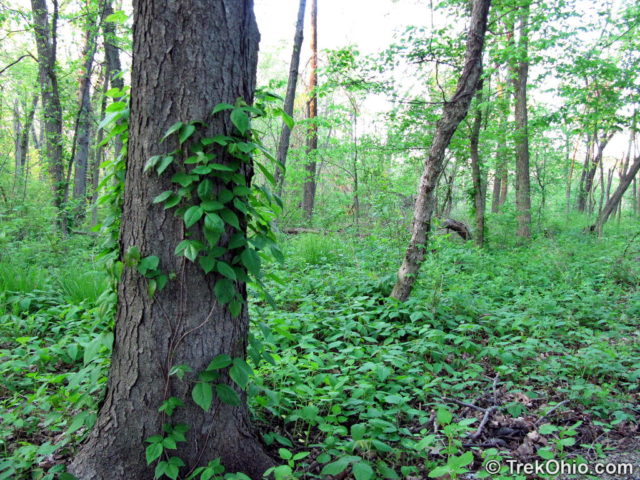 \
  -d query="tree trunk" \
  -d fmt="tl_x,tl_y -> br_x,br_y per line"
71,0 -> 101,220
68,1 -> 272,478
511,3 -> 531,239
103,0 -> 125,157
274,0 -> 306,196
30,0 -> 66,229
470,84 -> 485,247
302,0 -> 318,220
591,155 -> 640,235
565,138 -> 578,215
390,0 -> 491,302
